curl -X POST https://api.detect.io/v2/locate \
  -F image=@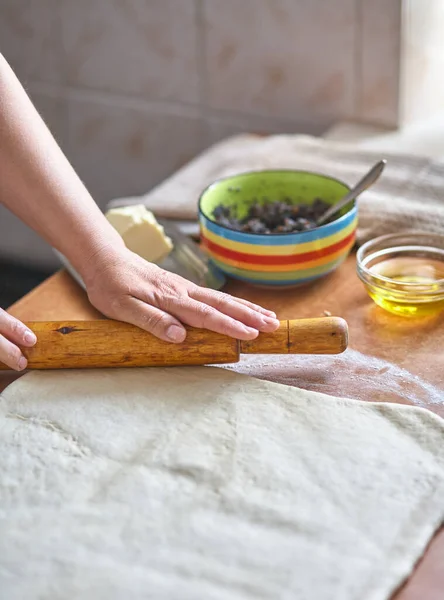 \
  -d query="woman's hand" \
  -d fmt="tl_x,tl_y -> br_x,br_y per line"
0,247 -> 277,371
82,247 -> 280,343
0,308 -> 37,371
